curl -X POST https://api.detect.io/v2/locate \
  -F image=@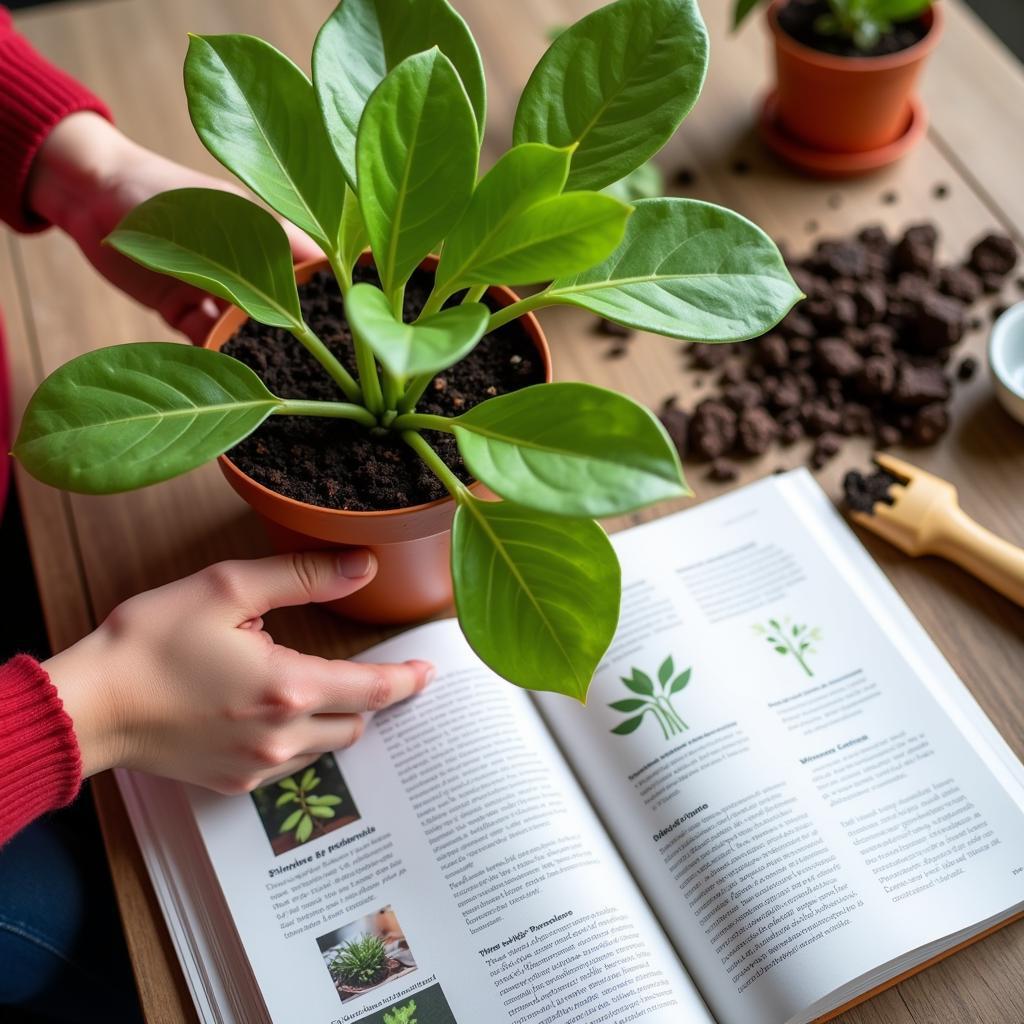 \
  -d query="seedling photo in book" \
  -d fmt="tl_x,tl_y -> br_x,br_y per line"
119,471 -> 1024,1024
